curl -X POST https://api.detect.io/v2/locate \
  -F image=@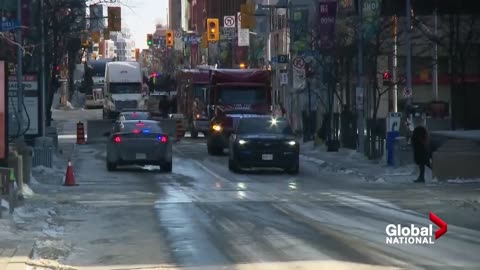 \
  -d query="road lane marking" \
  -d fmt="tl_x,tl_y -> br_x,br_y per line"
192,160 -> 230,183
